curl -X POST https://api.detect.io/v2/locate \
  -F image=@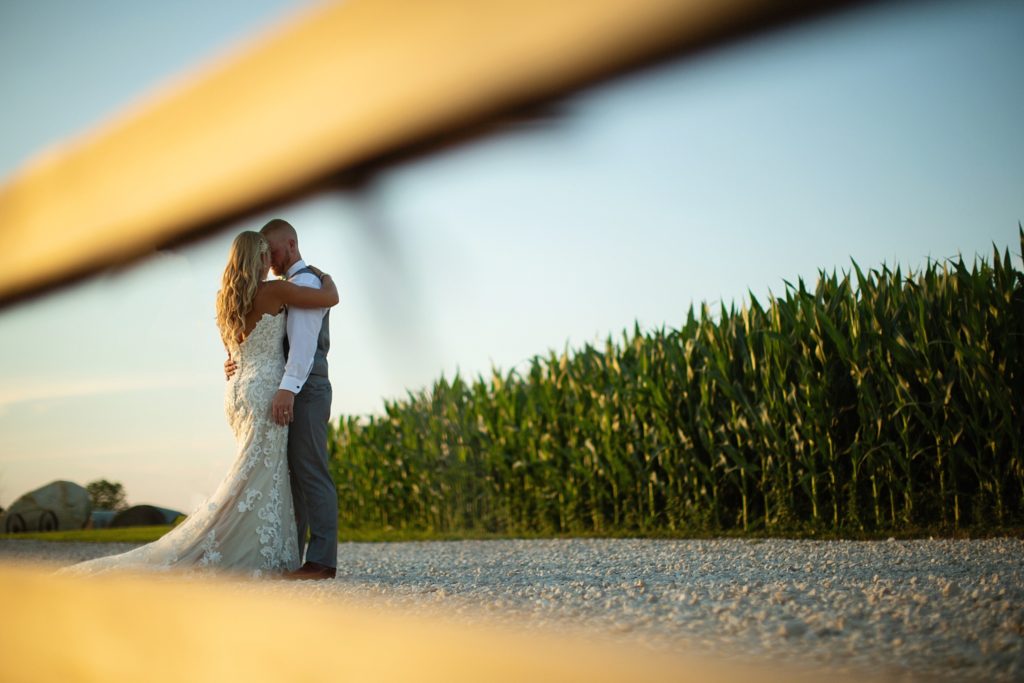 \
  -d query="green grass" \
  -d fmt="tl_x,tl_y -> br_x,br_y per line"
0,526 -> 174,543
334,525 -> 1024,542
